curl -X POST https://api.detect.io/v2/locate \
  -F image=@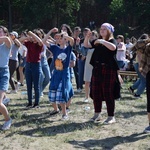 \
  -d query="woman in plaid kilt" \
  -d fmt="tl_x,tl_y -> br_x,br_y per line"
84,23 -> 120,124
